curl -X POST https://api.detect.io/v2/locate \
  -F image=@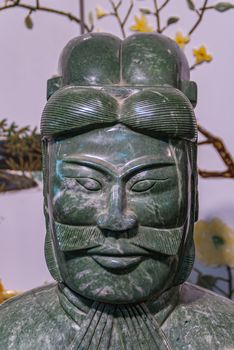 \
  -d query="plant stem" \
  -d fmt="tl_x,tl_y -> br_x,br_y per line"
109,0 -> 125,38
122,0 -> 134,28
193,267 -> 202,276
213,284 -> 227,297
79,0 -> 85,34
153,0 -> 161,32
216,276 -> 229,282
198,124 -> 234,178
188,0 -> 208,36
109,0 -> 133,39
0,1 -> 90,32
158,0 -> 171,11
227,266 -> 233,299
190,63 -> 197,71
